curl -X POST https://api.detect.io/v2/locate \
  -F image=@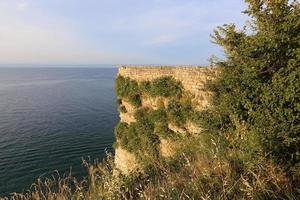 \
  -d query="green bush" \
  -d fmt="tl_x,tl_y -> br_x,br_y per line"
148,107 -> 168,123
204,0 -> 300,168
148,108 -> 175,138
136,107 -> 176,139
155,121 -> 175,138
115,122 -> 129,140
115,104 -> 185,164
116,75 -> 183,107
115,109 -> 160,164
140,76 -> 183,97
115,75 -> 142,107
133,107 -> 150,122
167,99 -> 193,127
